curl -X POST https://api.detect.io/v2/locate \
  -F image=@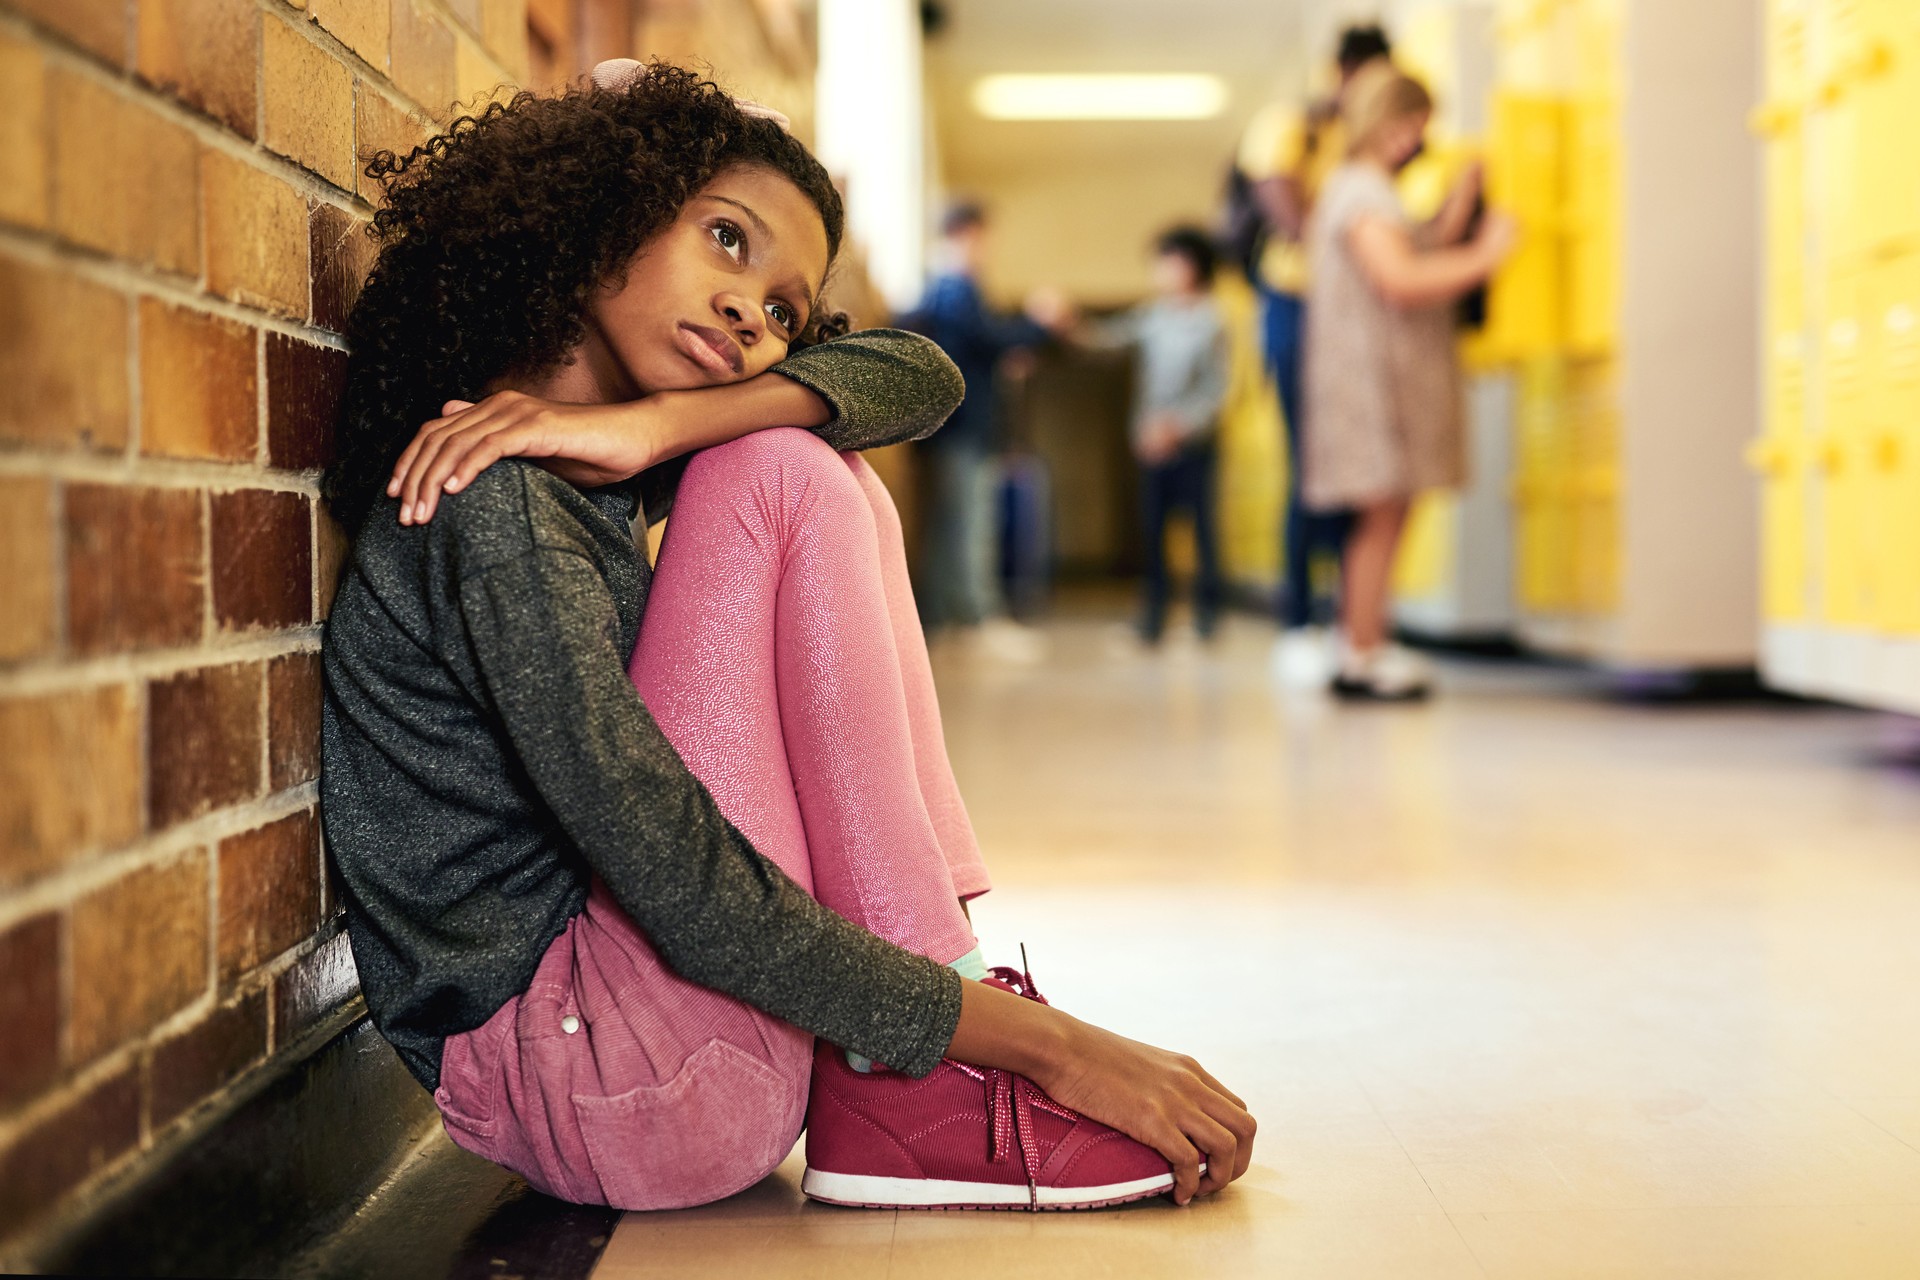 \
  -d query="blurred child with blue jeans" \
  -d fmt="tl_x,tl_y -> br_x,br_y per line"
1079,228 -> 1231,643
